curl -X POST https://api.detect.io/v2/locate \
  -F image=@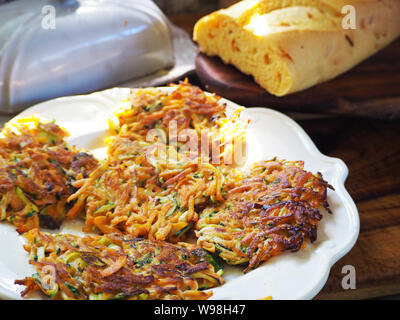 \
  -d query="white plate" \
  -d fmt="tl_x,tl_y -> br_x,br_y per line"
0,88 -> 359,300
